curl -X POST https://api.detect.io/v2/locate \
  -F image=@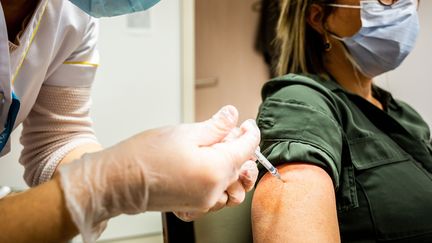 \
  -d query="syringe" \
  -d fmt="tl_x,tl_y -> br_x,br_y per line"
254,150 -> 283,182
